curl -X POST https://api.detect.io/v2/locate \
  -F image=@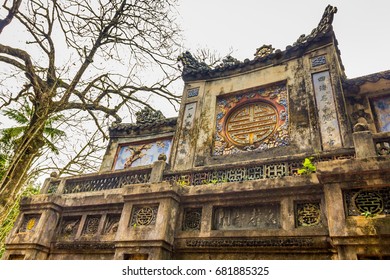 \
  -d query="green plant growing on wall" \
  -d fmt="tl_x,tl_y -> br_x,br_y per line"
361,210 -> 376,219
0,185 -> 39,258
298,157 -> 317,175
176,176 -> 190,188
202,179 -> 219,185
